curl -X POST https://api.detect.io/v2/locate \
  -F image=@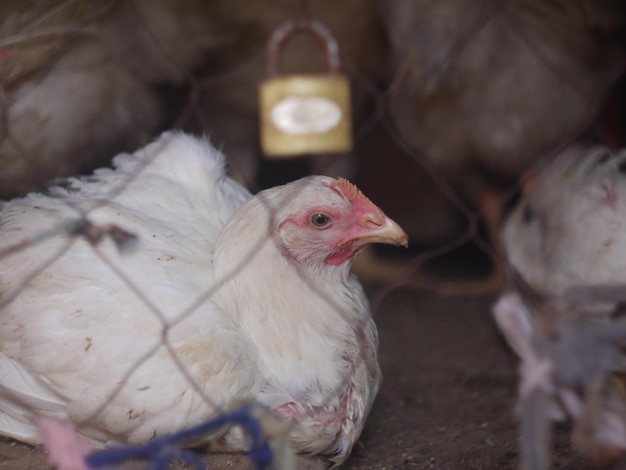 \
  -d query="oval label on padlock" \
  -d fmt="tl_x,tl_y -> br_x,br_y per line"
271,96 -> 342,135
260,75 -> 353,157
